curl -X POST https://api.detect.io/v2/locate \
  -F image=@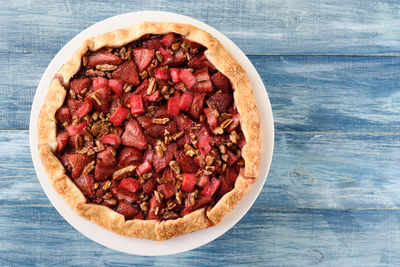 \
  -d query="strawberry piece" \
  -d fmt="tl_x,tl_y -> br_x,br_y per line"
217,175 -> 233,198
55,106 -> 71,125
154,105 -> 175,119
226,150 -> 240,166
137,115 -> 154,129
212,135 -> 230,147
170,68 -> 180,83
142,177 -> 157,195
97,147 -> 117,168
179,69 -> 196,89
94,165 -> 115,181
111,185 -> 138,204
145,121 -> 178,139
181,173 -> 196,193
75,173 -> 95,198
198,135 -> 212,155
56,131 -> 68,153
167,96 -> 180,116
182,38 -> 202,49
115,201 -> 138,220
92,87 -> 111,112
161,32 -> 176,47
182,197 -> 212,216
108,79 -> 124,96
148,195 -> 162,220
201,177 -> 221,197
118,147 -> 142,168
152,143 -> 177,173
130,94 -> 145,115
61,153 -> 92,179
172,49 -> 186,66
75,96 -> 92,118
109,105 -> 129,126
162,166 -> 176,184
67,98 -> 82,115
211,71 -> 231,92
203,108 -> 218,129
93,77 -> 109,91
179,92 -> 193,111
237,133 -> 247,148
134,211 -> 146,220
196,175 -> 210,188
143,149 -> 155,164
133,79 -> 149,96
70,77 -> 91,94
158,47 -> 173,64
121,119 -> 147,150
226,167 -> 238,184
227,112 -> 241,132
88,50 -> 122,68
175,113 -> 194,132
100,133 -> 121,146
142,37 -> 162,50
157,183 -> 176,199
191,68 -> 213,93
122,93 -> 133,107
190,93 -> 206,119
119,178 -> 140,193
174,150 -> 197,173
133,48 -> 154,72
112,60 -> 140,86
66,122 -> 86,136
154,67 -> 171,80
188,53 -> 216,72
206,93 -> 233,113
145,90 -> 160,102
136,161 -> 152,176
176,132 -> 191,148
